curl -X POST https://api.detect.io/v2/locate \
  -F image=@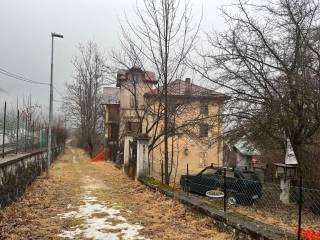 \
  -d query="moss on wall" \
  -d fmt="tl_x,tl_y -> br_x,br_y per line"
0,148 -> 62,208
